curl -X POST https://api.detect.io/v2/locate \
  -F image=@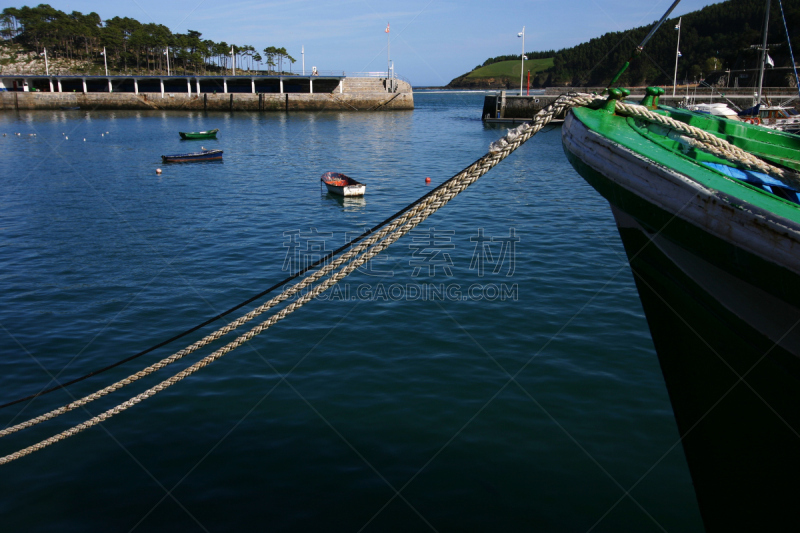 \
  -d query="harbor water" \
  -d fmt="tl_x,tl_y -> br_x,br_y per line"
0,91 -> 703,531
